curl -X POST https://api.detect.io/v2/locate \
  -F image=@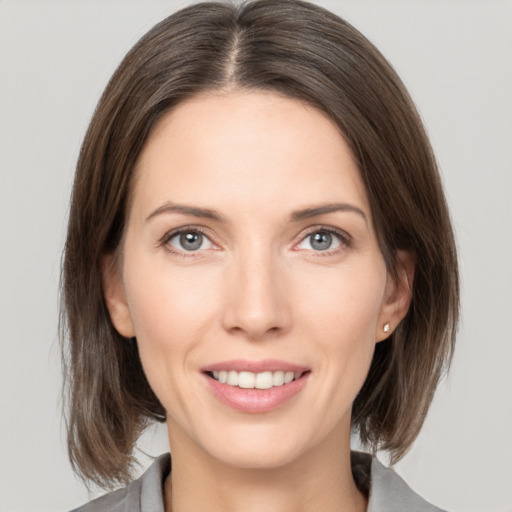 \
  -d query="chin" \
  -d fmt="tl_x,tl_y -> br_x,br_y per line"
214,443 -> 304,471
195,422 -> 323,471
